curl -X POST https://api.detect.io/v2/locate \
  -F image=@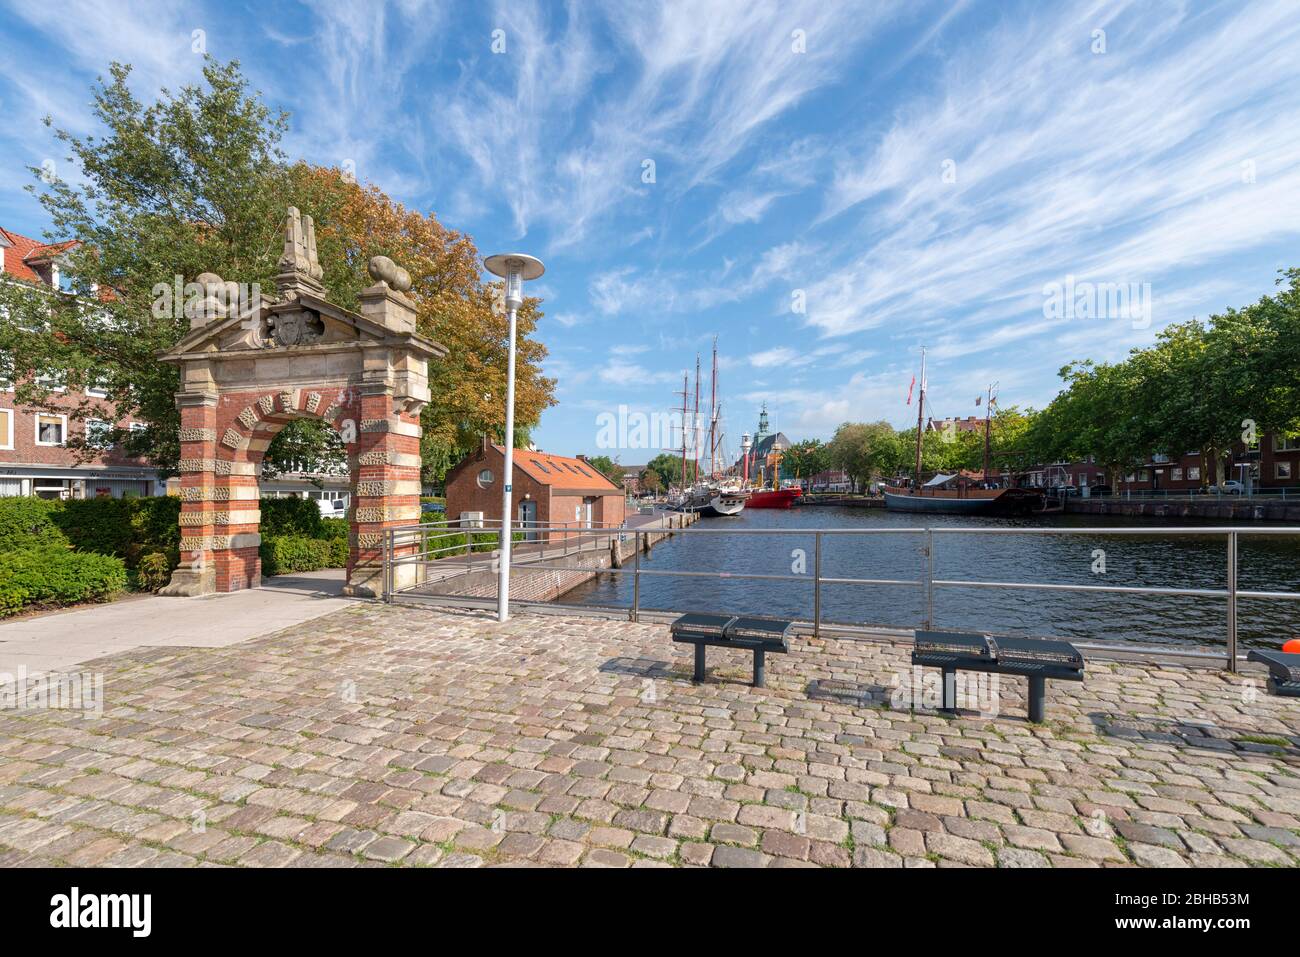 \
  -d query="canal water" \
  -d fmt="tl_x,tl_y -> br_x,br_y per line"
556,506 -> 1300,650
